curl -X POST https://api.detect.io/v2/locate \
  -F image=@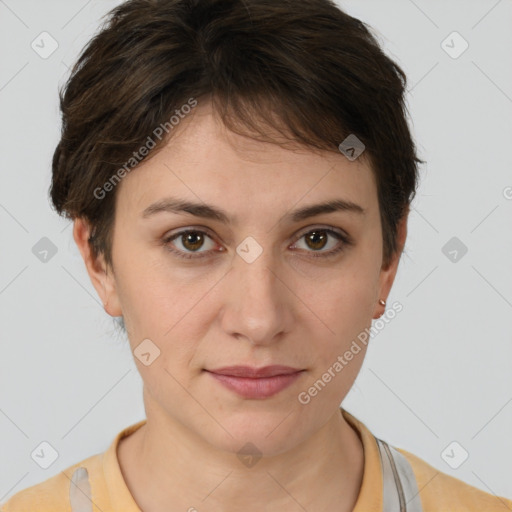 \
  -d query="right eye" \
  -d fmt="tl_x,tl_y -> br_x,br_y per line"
162,229 -> 221,259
